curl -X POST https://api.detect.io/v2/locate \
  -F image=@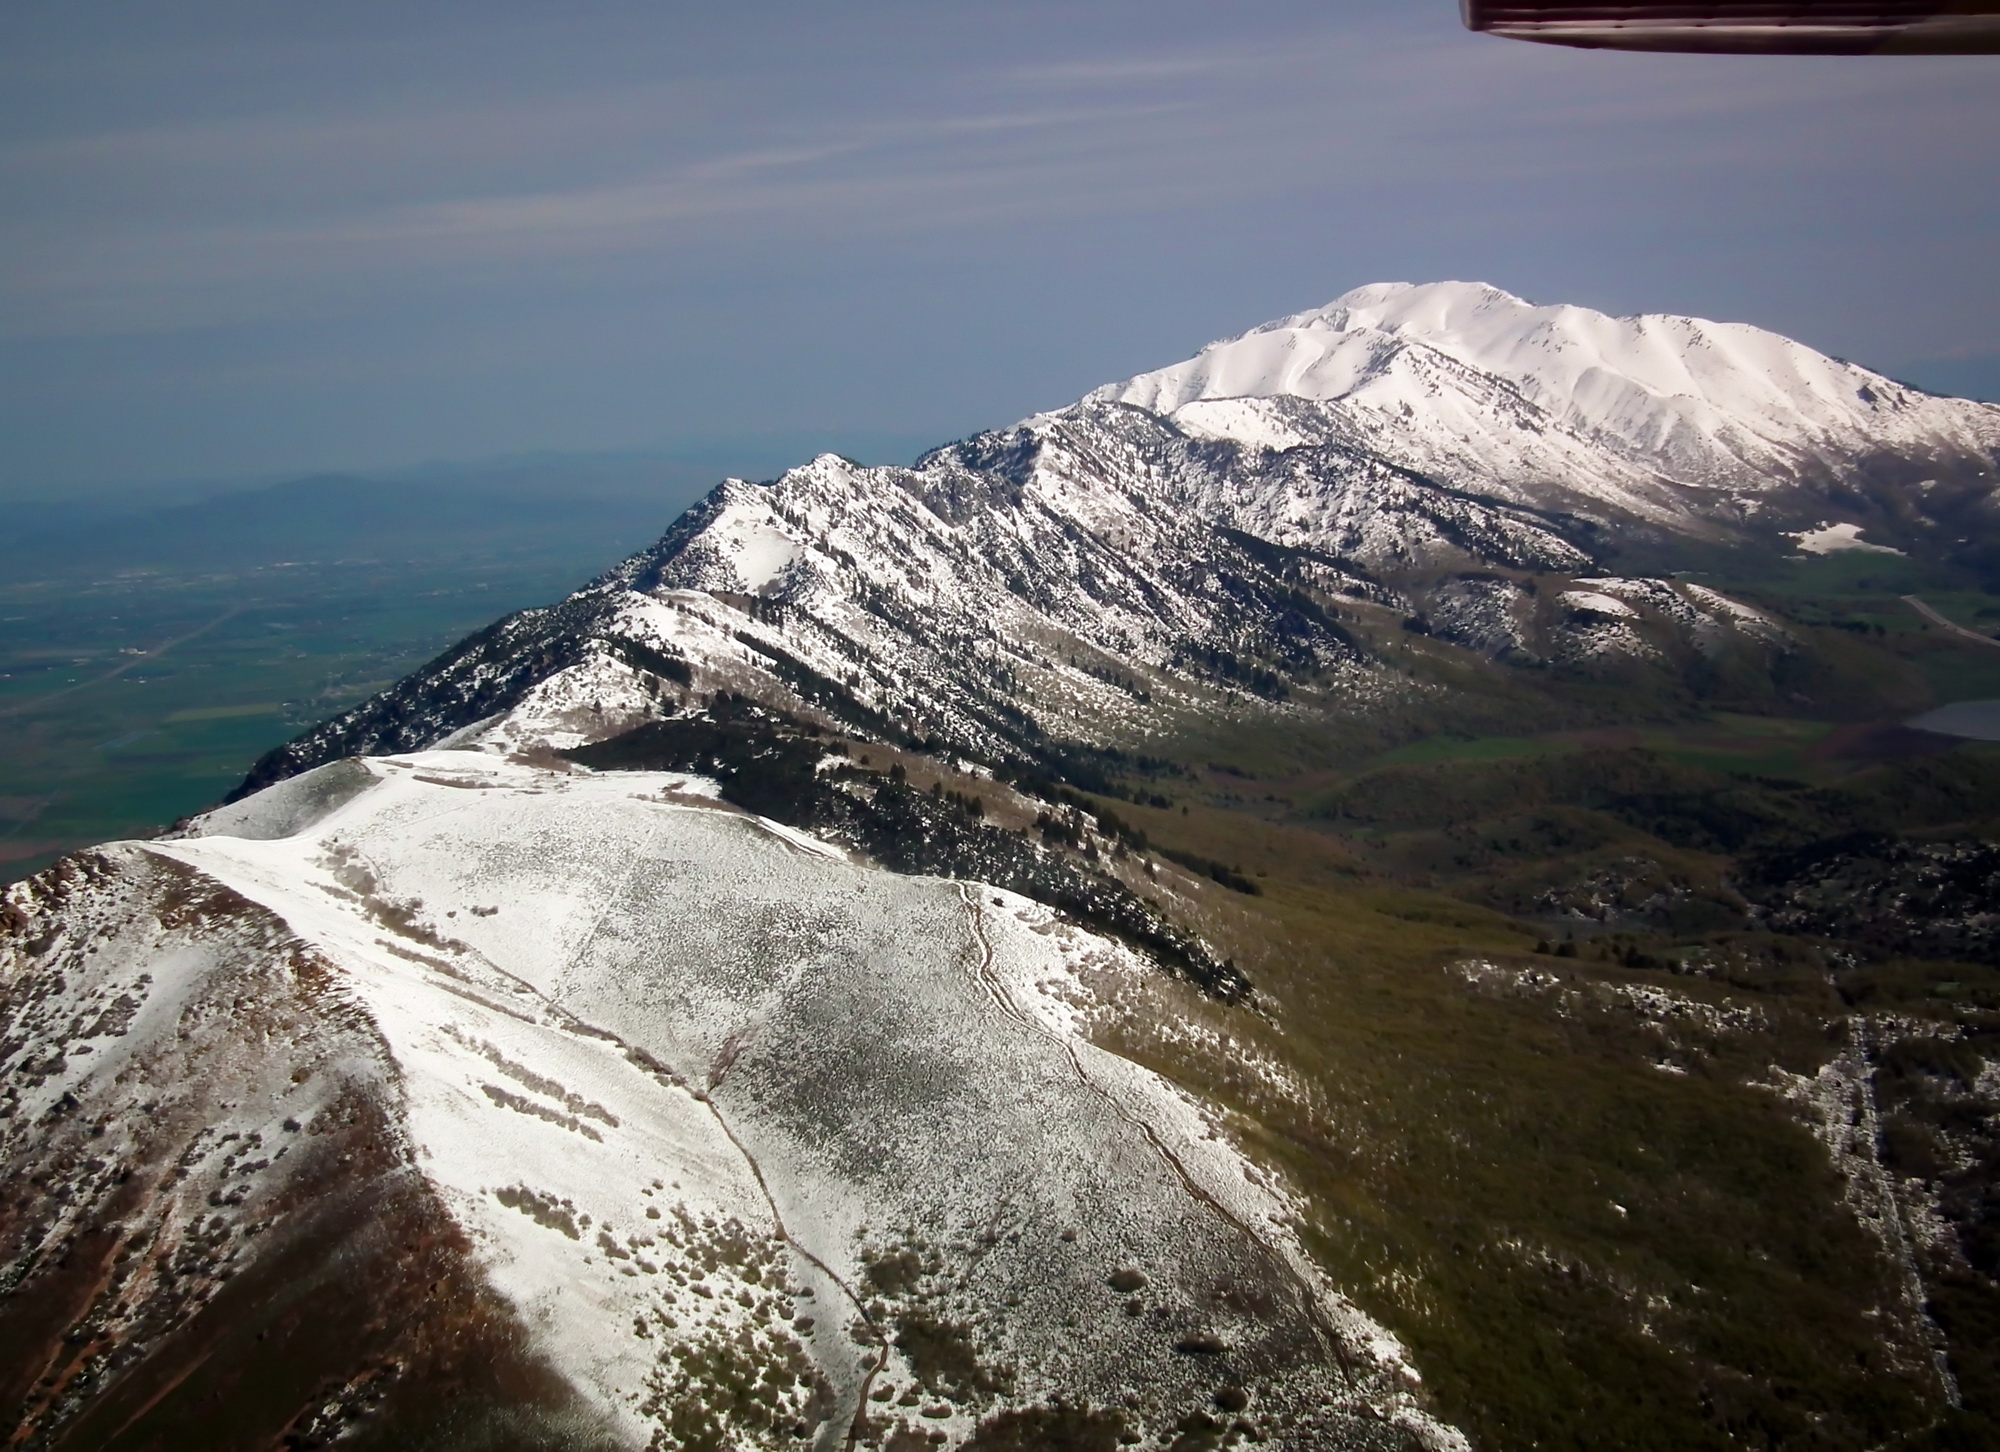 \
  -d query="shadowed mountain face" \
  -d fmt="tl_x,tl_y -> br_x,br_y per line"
9,284 -> 2000,1451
